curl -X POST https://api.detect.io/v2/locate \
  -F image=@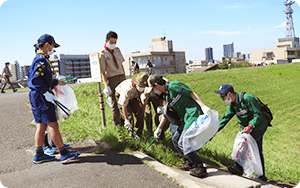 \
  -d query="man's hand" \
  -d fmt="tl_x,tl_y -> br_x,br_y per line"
43,91 -> 57,105
243,125 -> 253,134
201,105 -> 211,116
103,87 -> 111,96
124,119 -> 132,130
154,127 -> 162,138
